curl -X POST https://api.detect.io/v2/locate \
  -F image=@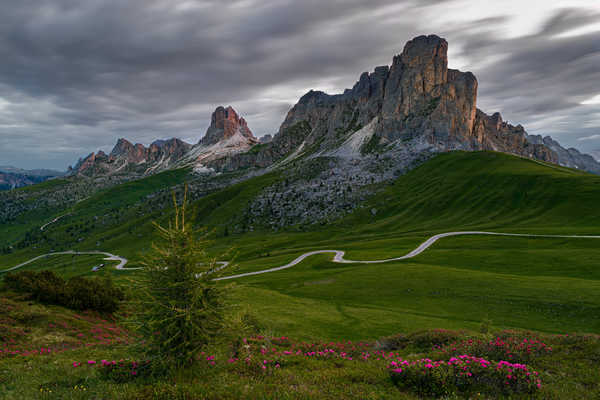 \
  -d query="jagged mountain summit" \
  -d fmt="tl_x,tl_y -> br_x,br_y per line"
226,34 -> 599,174
200,106 -> 256,146
185,106 -> 258,170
